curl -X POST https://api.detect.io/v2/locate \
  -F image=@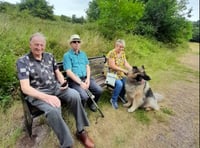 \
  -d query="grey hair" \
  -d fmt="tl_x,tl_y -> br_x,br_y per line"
29,32 -> 46,43
116,39 -> 125,47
